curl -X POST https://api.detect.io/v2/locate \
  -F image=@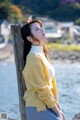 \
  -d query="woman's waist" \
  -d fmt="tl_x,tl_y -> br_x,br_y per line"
24,97 -> 47,112
23,88 -> 58,101
23,89 -> 38,100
